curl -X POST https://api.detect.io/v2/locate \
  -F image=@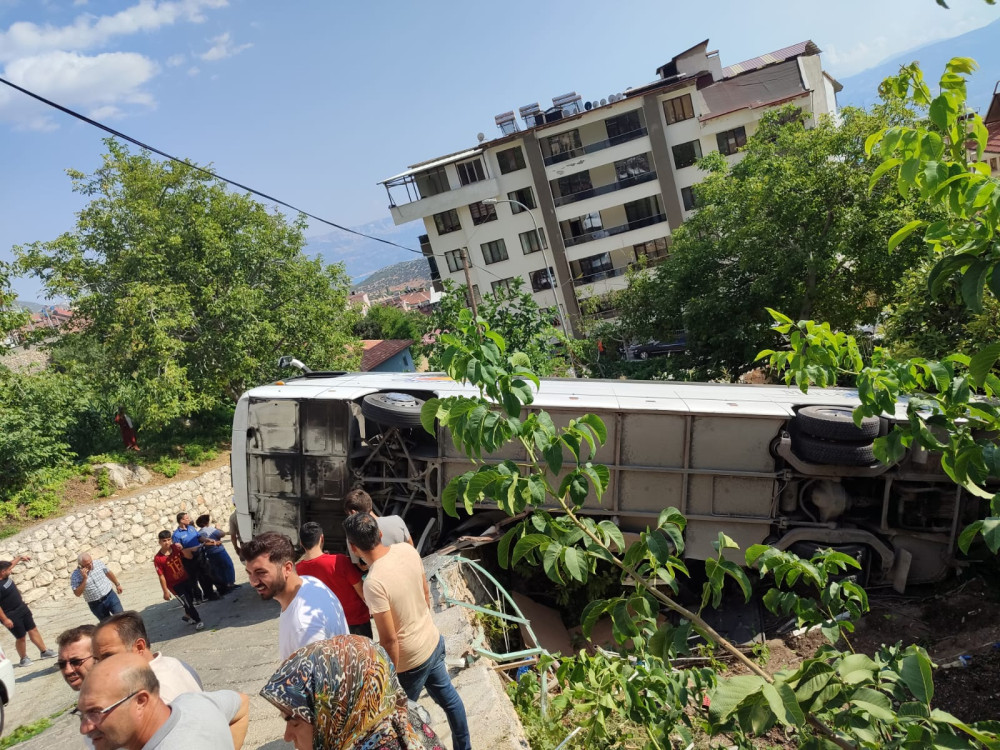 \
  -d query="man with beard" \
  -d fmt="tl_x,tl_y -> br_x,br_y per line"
242,532 -> 348,660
